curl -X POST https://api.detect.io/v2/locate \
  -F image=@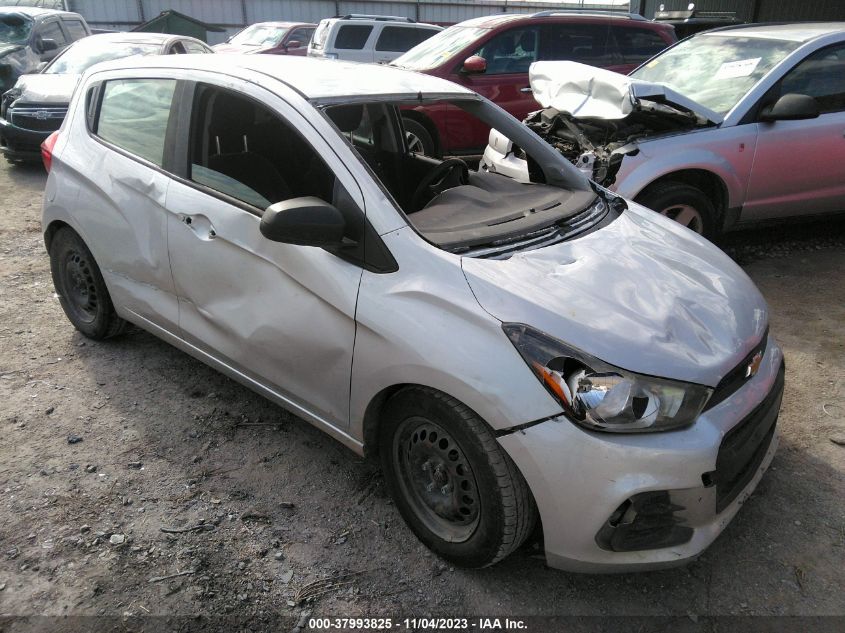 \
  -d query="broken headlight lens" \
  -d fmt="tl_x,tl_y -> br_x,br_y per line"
503,323 -> 711,433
